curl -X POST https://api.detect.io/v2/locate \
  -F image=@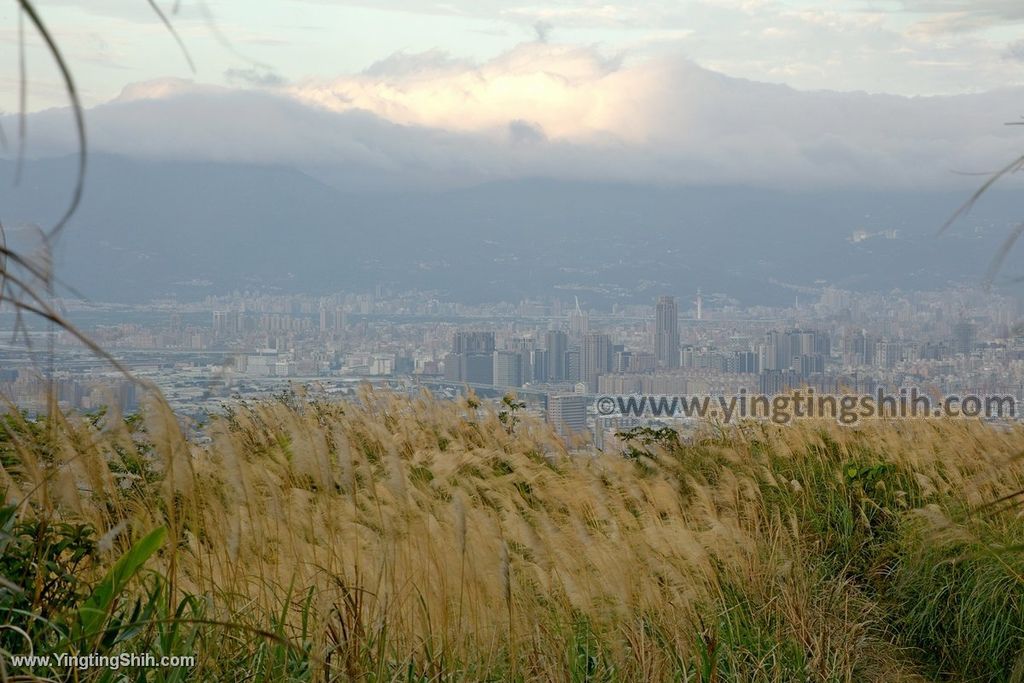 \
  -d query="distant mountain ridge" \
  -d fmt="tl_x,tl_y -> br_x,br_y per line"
0,154 -> 1017,305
